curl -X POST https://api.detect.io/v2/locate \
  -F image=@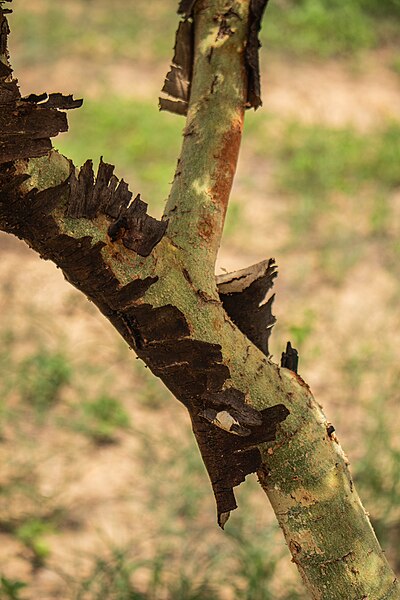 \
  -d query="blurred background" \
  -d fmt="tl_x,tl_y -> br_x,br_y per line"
1,0 -> 400,598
